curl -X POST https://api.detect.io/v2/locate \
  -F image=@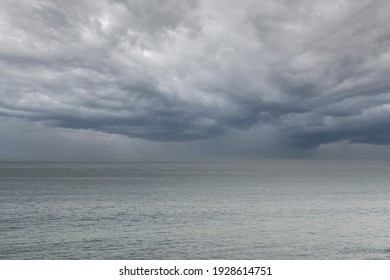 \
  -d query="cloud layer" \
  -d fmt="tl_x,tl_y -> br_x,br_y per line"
1,0 -> 390,149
